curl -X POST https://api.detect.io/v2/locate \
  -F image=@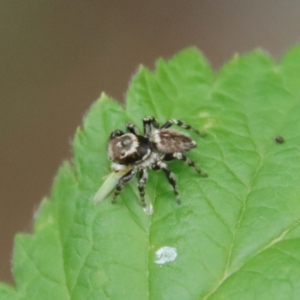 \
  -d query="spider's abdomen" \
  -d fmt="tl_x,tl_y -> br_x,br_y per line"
150,129 -> 196,153
108,133 -> 151,165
